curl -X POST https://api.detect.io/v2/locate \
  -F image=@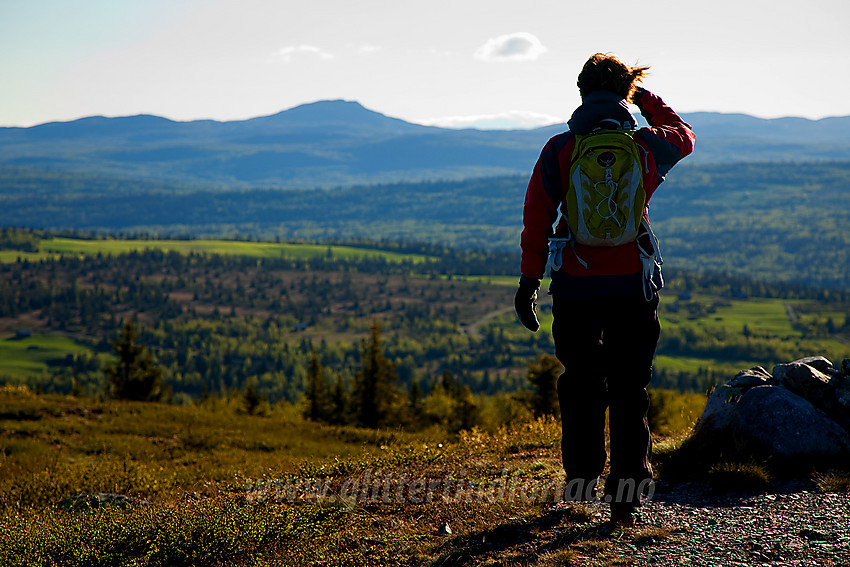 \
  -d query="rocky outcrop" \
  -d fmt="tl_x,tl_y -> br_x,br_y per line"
688,356 -> 850,464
